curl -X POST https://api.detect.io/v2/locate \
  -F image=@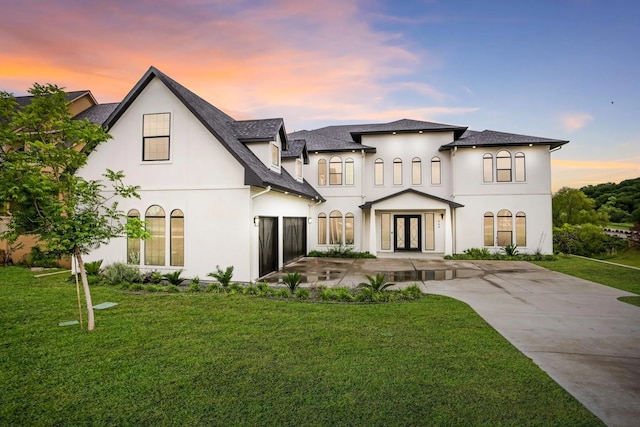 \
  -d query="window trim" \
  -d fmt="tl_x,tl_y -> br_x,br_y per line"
497,209 -> 513,246
393,158 -> 402,185
329,156 -> 342,185
516,212 -> 526,246
142,113 -> 171,162
514,152 -> 526,182
318,159 -> 327,186
483,153 -> 493,182
329,210 -> 343,244
170,209 -> 184,267
483,212 -> 494,246
496,150 -> 512,182
412,157 -> 422,185
126,209 -> 141,264
295,158 -> 303,180
318,213 -> 327,244
144,205 -> 166,266
271,142 -> 280,168
345,158 -> 354,186
374,158 -> 384,186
